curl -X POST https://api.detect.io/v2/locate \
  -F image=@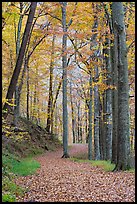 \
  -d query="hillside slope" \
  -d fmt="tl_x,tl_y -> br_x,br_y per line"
2,114 -> 62,158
